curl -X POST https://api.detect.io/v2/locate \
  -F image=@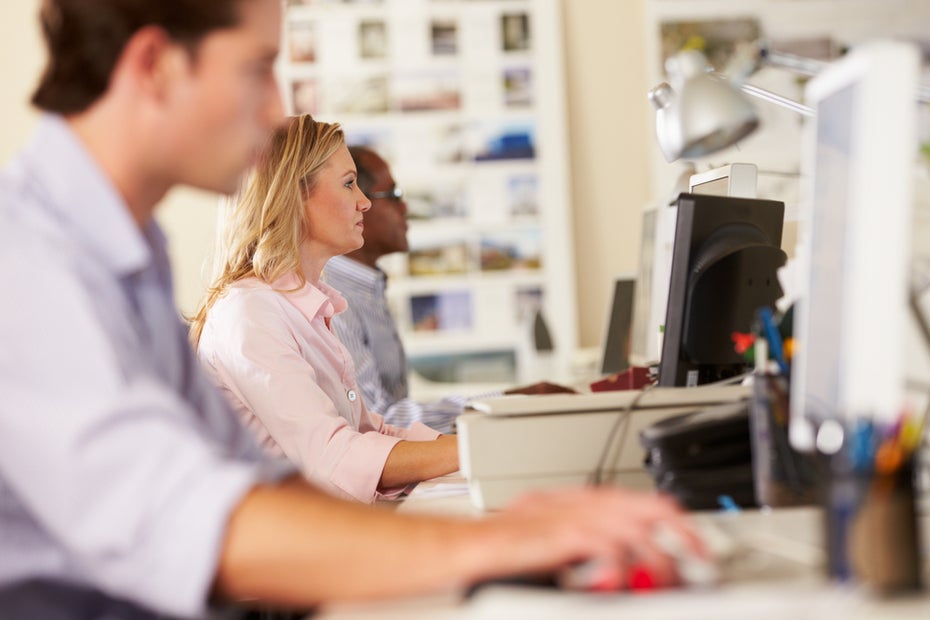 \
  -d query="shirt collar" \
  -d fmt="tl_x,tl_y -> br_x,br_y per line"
270,271 -> 349,324
325,255 -> 387,292
20,115 -> 153,276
